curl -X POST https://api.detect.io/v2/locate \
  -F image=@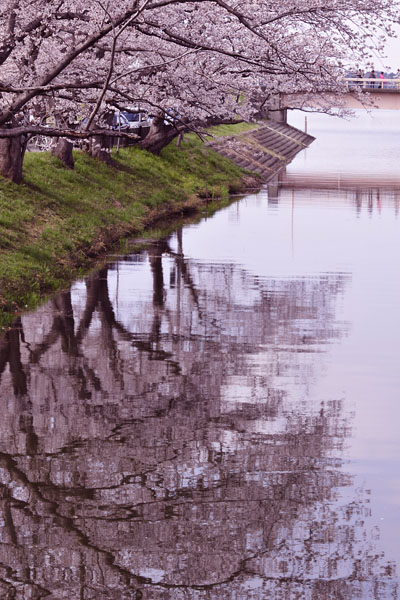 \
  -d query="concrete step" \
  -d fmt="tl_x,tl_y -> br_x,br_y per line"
256,154 -> 280,167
